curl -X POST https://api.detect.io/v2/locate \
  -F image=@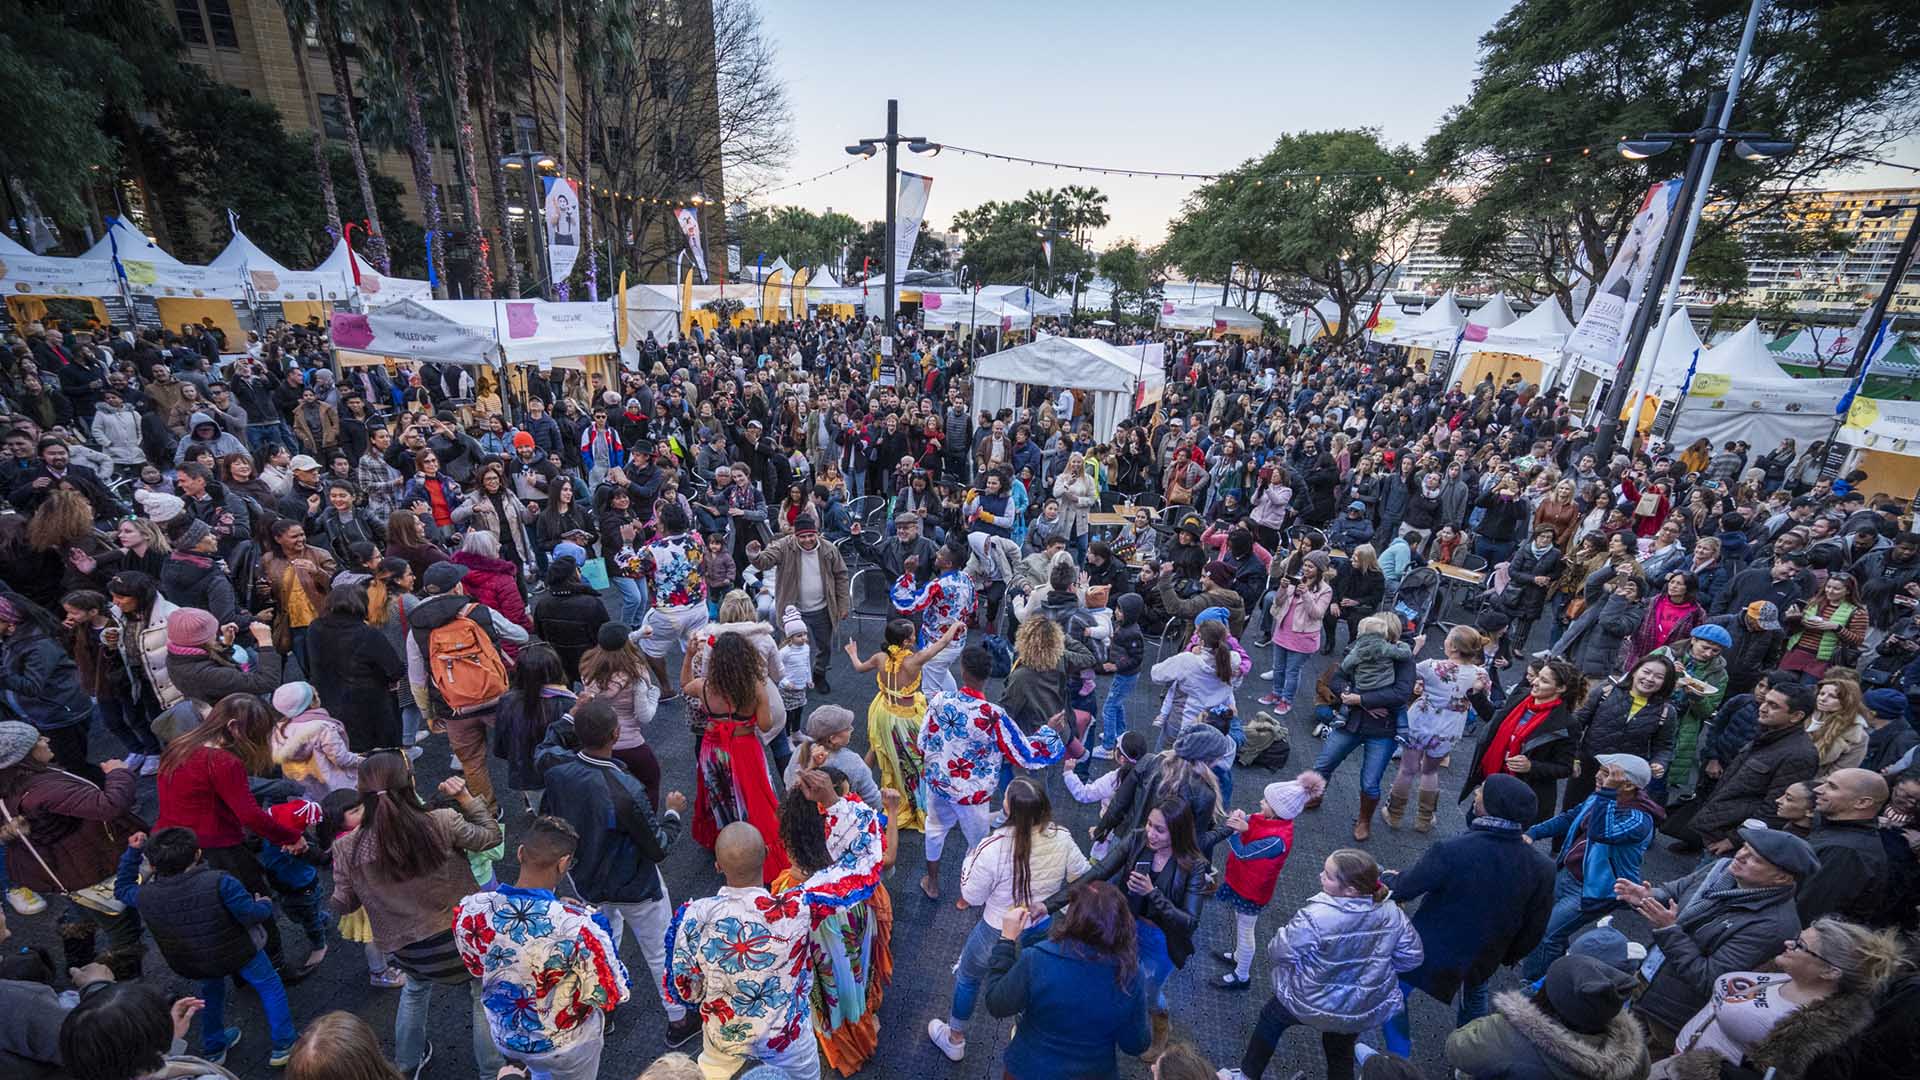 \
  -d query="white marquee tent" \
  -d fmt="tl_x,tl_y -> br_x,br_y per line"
1665,320 -> 1851,451
1469,293 -> 1518,330
313,239 -> 433,306
80,221 -> 246,301
209,230 -> 352,304
1452,298 -> 1577,384
330,297 -> 616,370
920,291 -> 1033,332
1376,290 -> 1464,348
1160,302 -> 1261,336
0,234 -> 125,300
970,336 -> 1165,442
